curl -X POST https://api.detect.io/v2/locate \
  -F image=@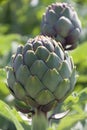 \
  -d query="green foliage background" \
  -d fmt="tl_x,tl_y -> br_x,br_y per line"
0,0 -> 87,129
